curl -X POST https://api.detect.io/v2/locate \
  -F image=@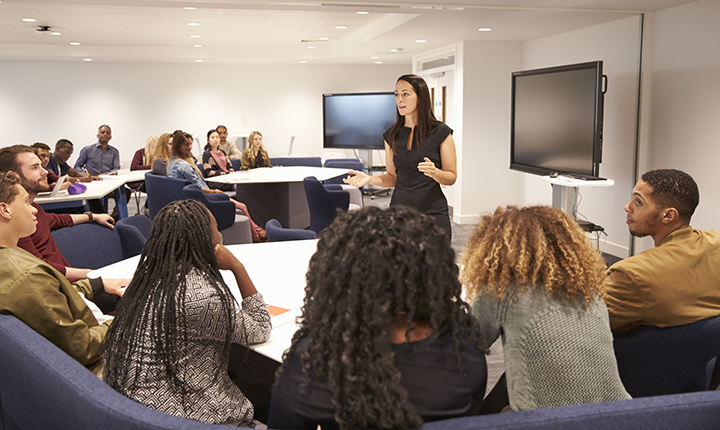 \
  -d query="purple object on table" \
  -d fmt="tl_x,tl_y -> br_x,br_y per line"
67,183 -> 87,195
